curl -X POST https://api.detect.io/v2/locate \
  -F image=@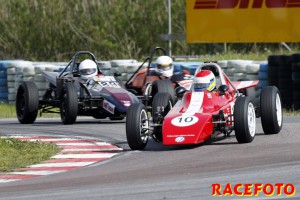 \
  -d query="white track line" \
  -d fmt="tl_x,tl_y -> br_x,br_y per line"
9,171 -> 65,176
30,162 -> 95,168
53,153 -> 119,159
0,179 -> 20,183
